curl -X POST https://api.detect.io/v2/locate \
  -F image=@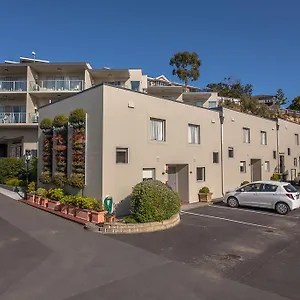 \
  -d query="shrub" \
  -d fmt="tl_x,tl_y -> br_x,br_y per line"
122,216 -> 138,224
0,158 -> 24,183
40,118 -> 53,130
199,186 -> 210,194
240,181 -> 249,186
39,172 -> 52,184
36,187 -> 48,197
68,173 -> 85,189
52,172 -> 67,187
131,180 -> 180,223
5,178 -> 24,187
69,108 -> 86,125
28,181 -> 36,193
271,173 -> 281,181
60,195 -> 102,211
47,188 -> 65,201
53,114 -> 68,128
